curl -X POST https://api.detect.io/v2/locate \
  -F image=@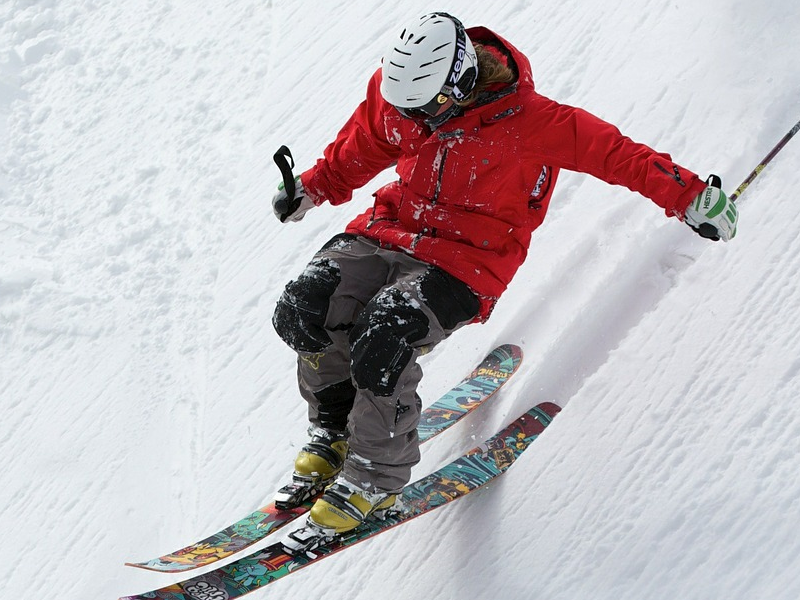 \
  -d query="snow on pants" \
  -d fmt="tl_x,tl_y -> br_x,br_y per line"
273,233 -> 481,493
